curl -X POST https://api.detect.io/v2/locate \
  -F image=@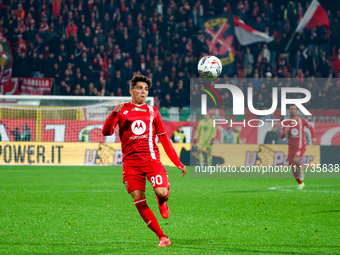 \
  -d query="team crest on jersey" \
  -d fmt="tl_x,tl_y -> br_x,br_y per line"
131,120 -> 146,135
132,107 -> 147,112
